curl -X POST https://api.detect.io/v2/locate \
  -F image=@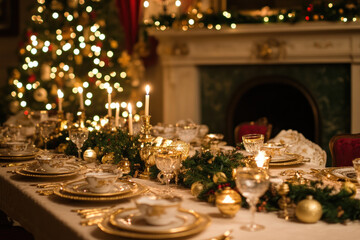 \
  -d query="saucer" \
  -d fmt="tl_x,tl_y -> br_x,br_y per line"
270,153 -> 298,163
61,179 -> 133,197
22,162 -> 80,175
